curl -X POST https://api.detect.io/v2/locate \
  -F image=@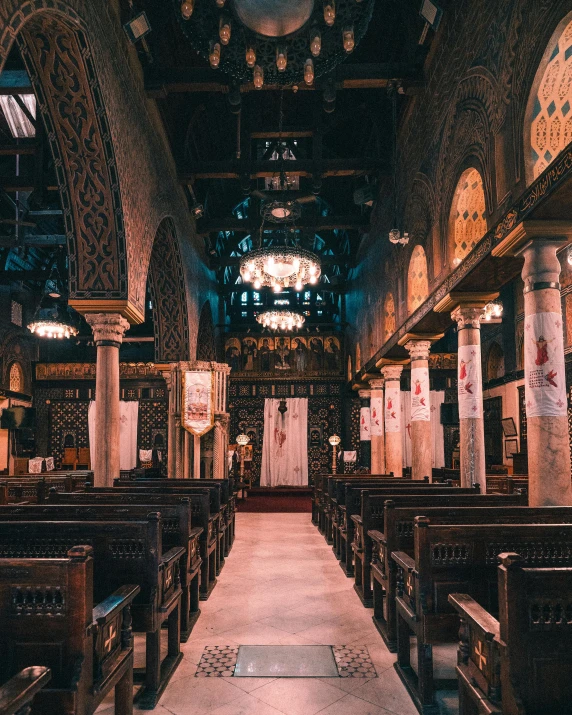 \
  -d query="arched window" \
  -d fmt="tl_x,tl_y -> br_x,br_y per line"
355,344 -> 361,372
9,362 -> 23,393
528,15 -> 572,181
486,342 -> 505,381
407,246 -> 429,313
450,168 -> 487,264
383,293 -> 396,341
